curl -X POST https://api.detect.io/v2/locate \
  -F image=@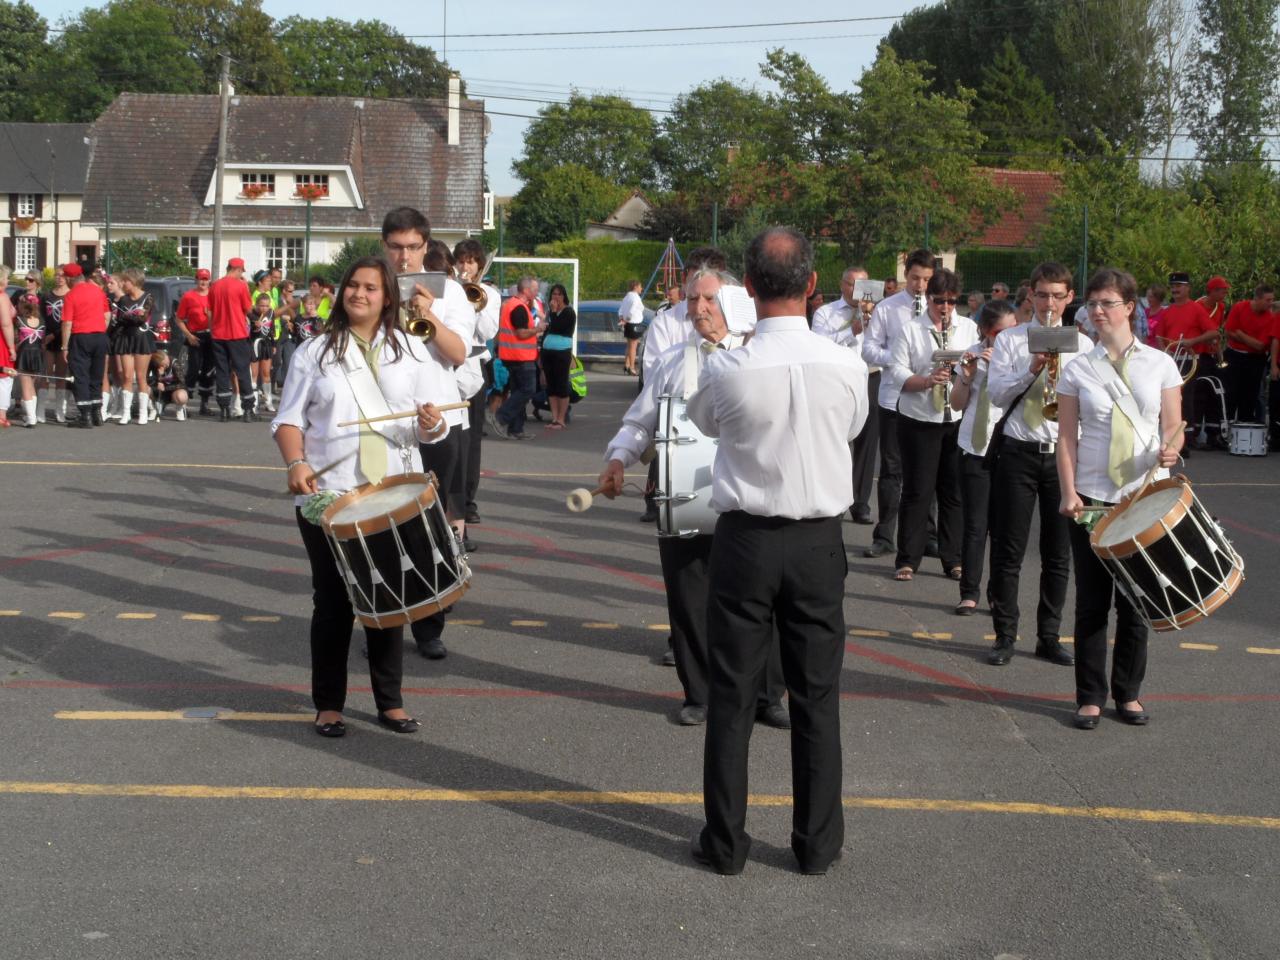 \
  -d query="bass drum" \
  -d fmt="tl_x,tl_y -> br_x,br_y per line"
654,394 -> 718,538
1090,475 -> 1244,632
